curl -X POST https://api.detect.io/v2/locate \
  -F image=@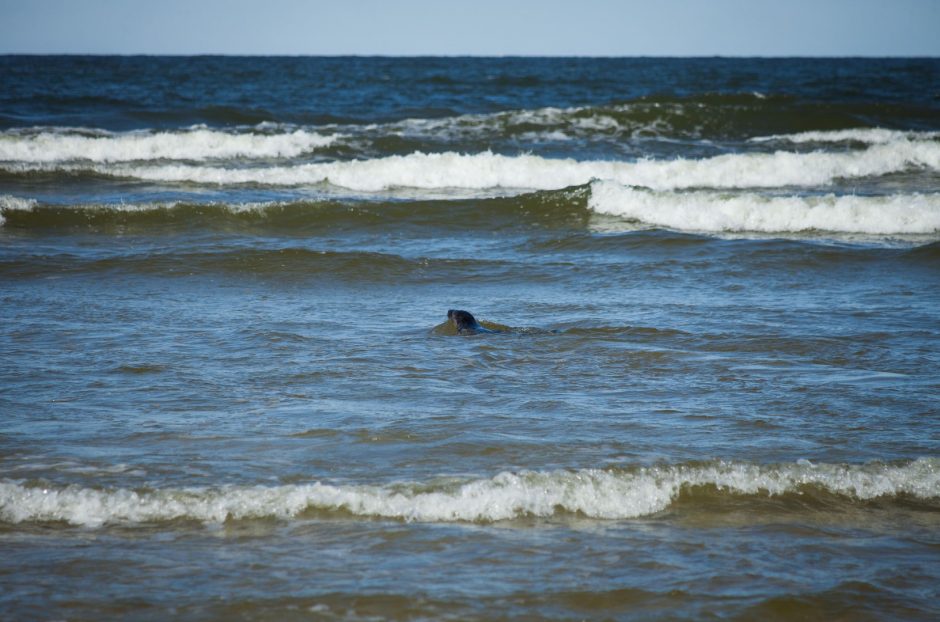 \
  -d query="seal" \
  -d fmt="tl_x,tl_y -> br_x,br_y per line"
447,309 -> 499,334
